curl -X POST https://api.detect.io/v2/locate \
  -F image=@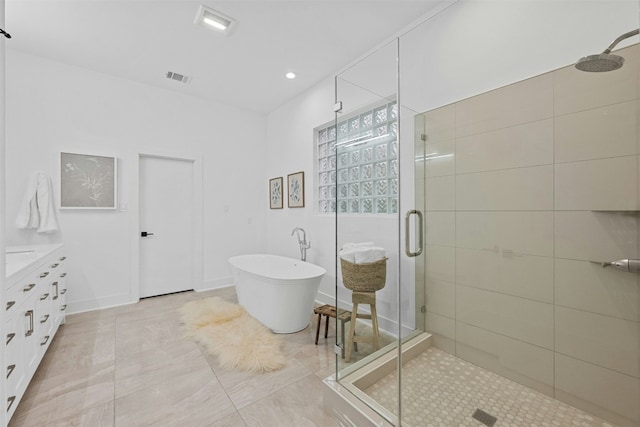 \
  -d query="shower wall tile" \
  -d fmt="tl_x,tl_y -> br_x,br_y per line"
554,211 -> 639,262
419,43 -> 640,427
456,284 -> 554,349
425,278 -> 455,318
456,118 -> 553,174
422,104 -> 455,142
637,100 -> 640,155
456,248 -> 553,303
555,156 -> 639,210
555,101 -> 637,163
455,73 -> 553,138
414,127 -> 426,183
425,245 -> 455,283
425,312 -> 455,354
555,258 -> 639,322
555,306 -> 639,378
424,138 -> 455,177
456,166 -> 553,211
425,175 -> 455,210
555,354 -> 640,427
456,321 -> 554,396
554,45 -> 639,116
456,211 -> 554,256
425,211 -> 455,247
